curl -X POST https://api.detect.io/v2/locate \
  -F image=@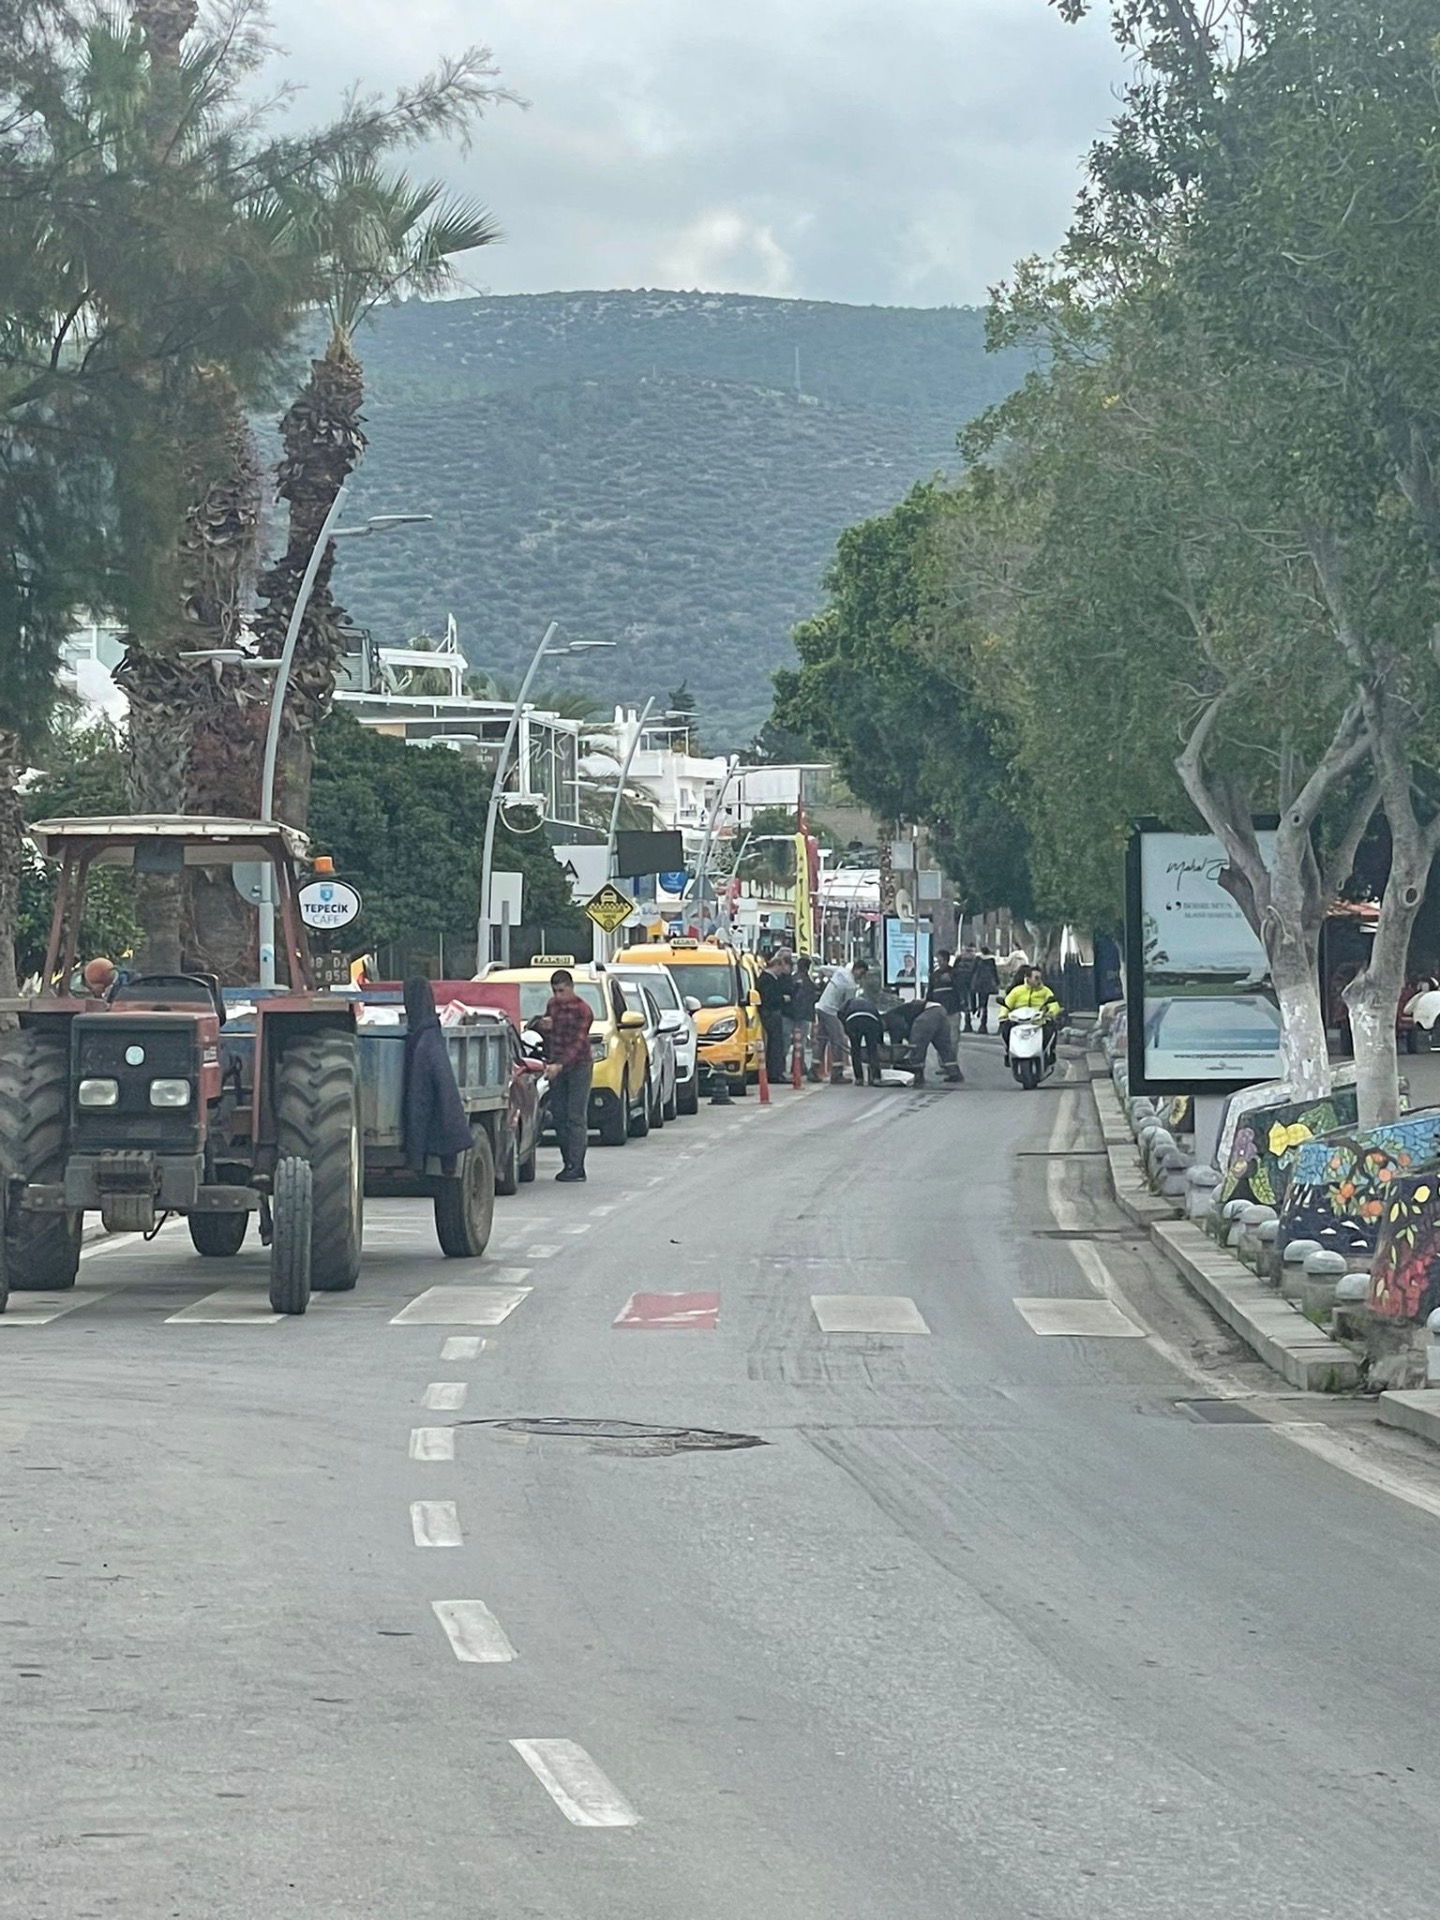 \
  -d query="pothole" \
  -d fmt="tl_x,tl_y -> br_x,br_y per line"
461,1416 -> 767,1457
